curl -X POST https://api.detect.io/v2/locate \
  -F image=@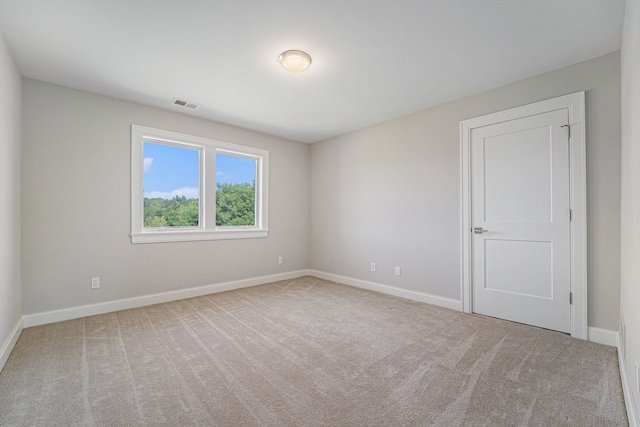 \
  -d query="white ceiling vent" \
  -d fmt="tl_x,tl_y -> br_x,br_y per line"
172,98 -> 199,109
